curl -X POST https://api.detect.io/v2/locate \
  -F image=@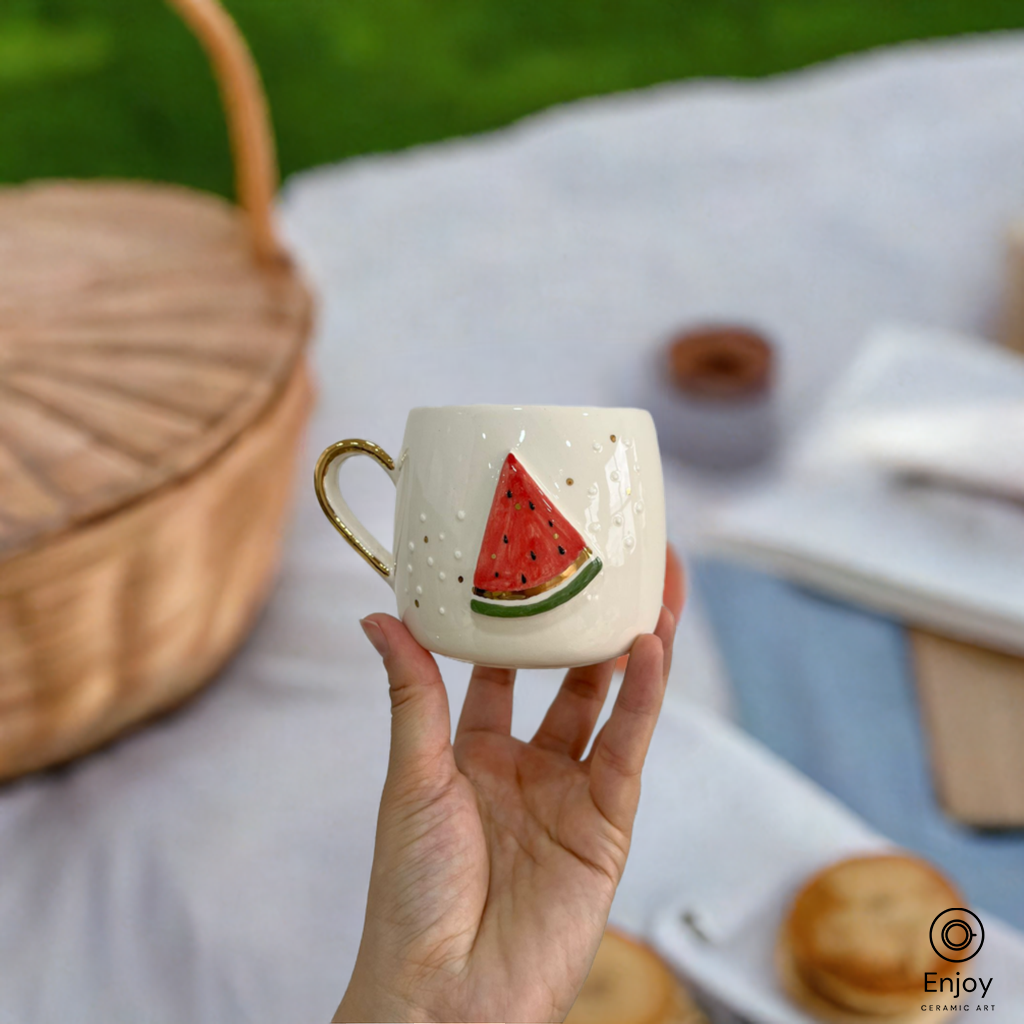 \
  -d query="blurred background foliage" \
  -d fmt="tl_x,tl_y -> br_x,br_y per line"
3,0 -> 1024,196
